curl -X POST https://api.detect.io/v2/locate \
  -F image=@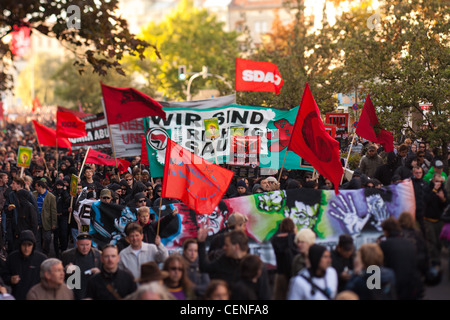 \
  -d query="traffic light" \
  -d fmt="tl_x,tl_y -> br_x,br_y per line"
178,65 -> 186,80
